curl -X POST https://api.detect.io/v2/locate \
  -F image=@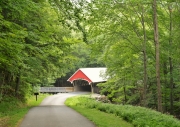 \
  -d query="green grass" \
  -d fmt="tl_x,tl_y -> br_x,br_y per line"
70,106 -> 133,127
65,95 -> 180,127
65,95 -> 133,127
0,94 -> 49,127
